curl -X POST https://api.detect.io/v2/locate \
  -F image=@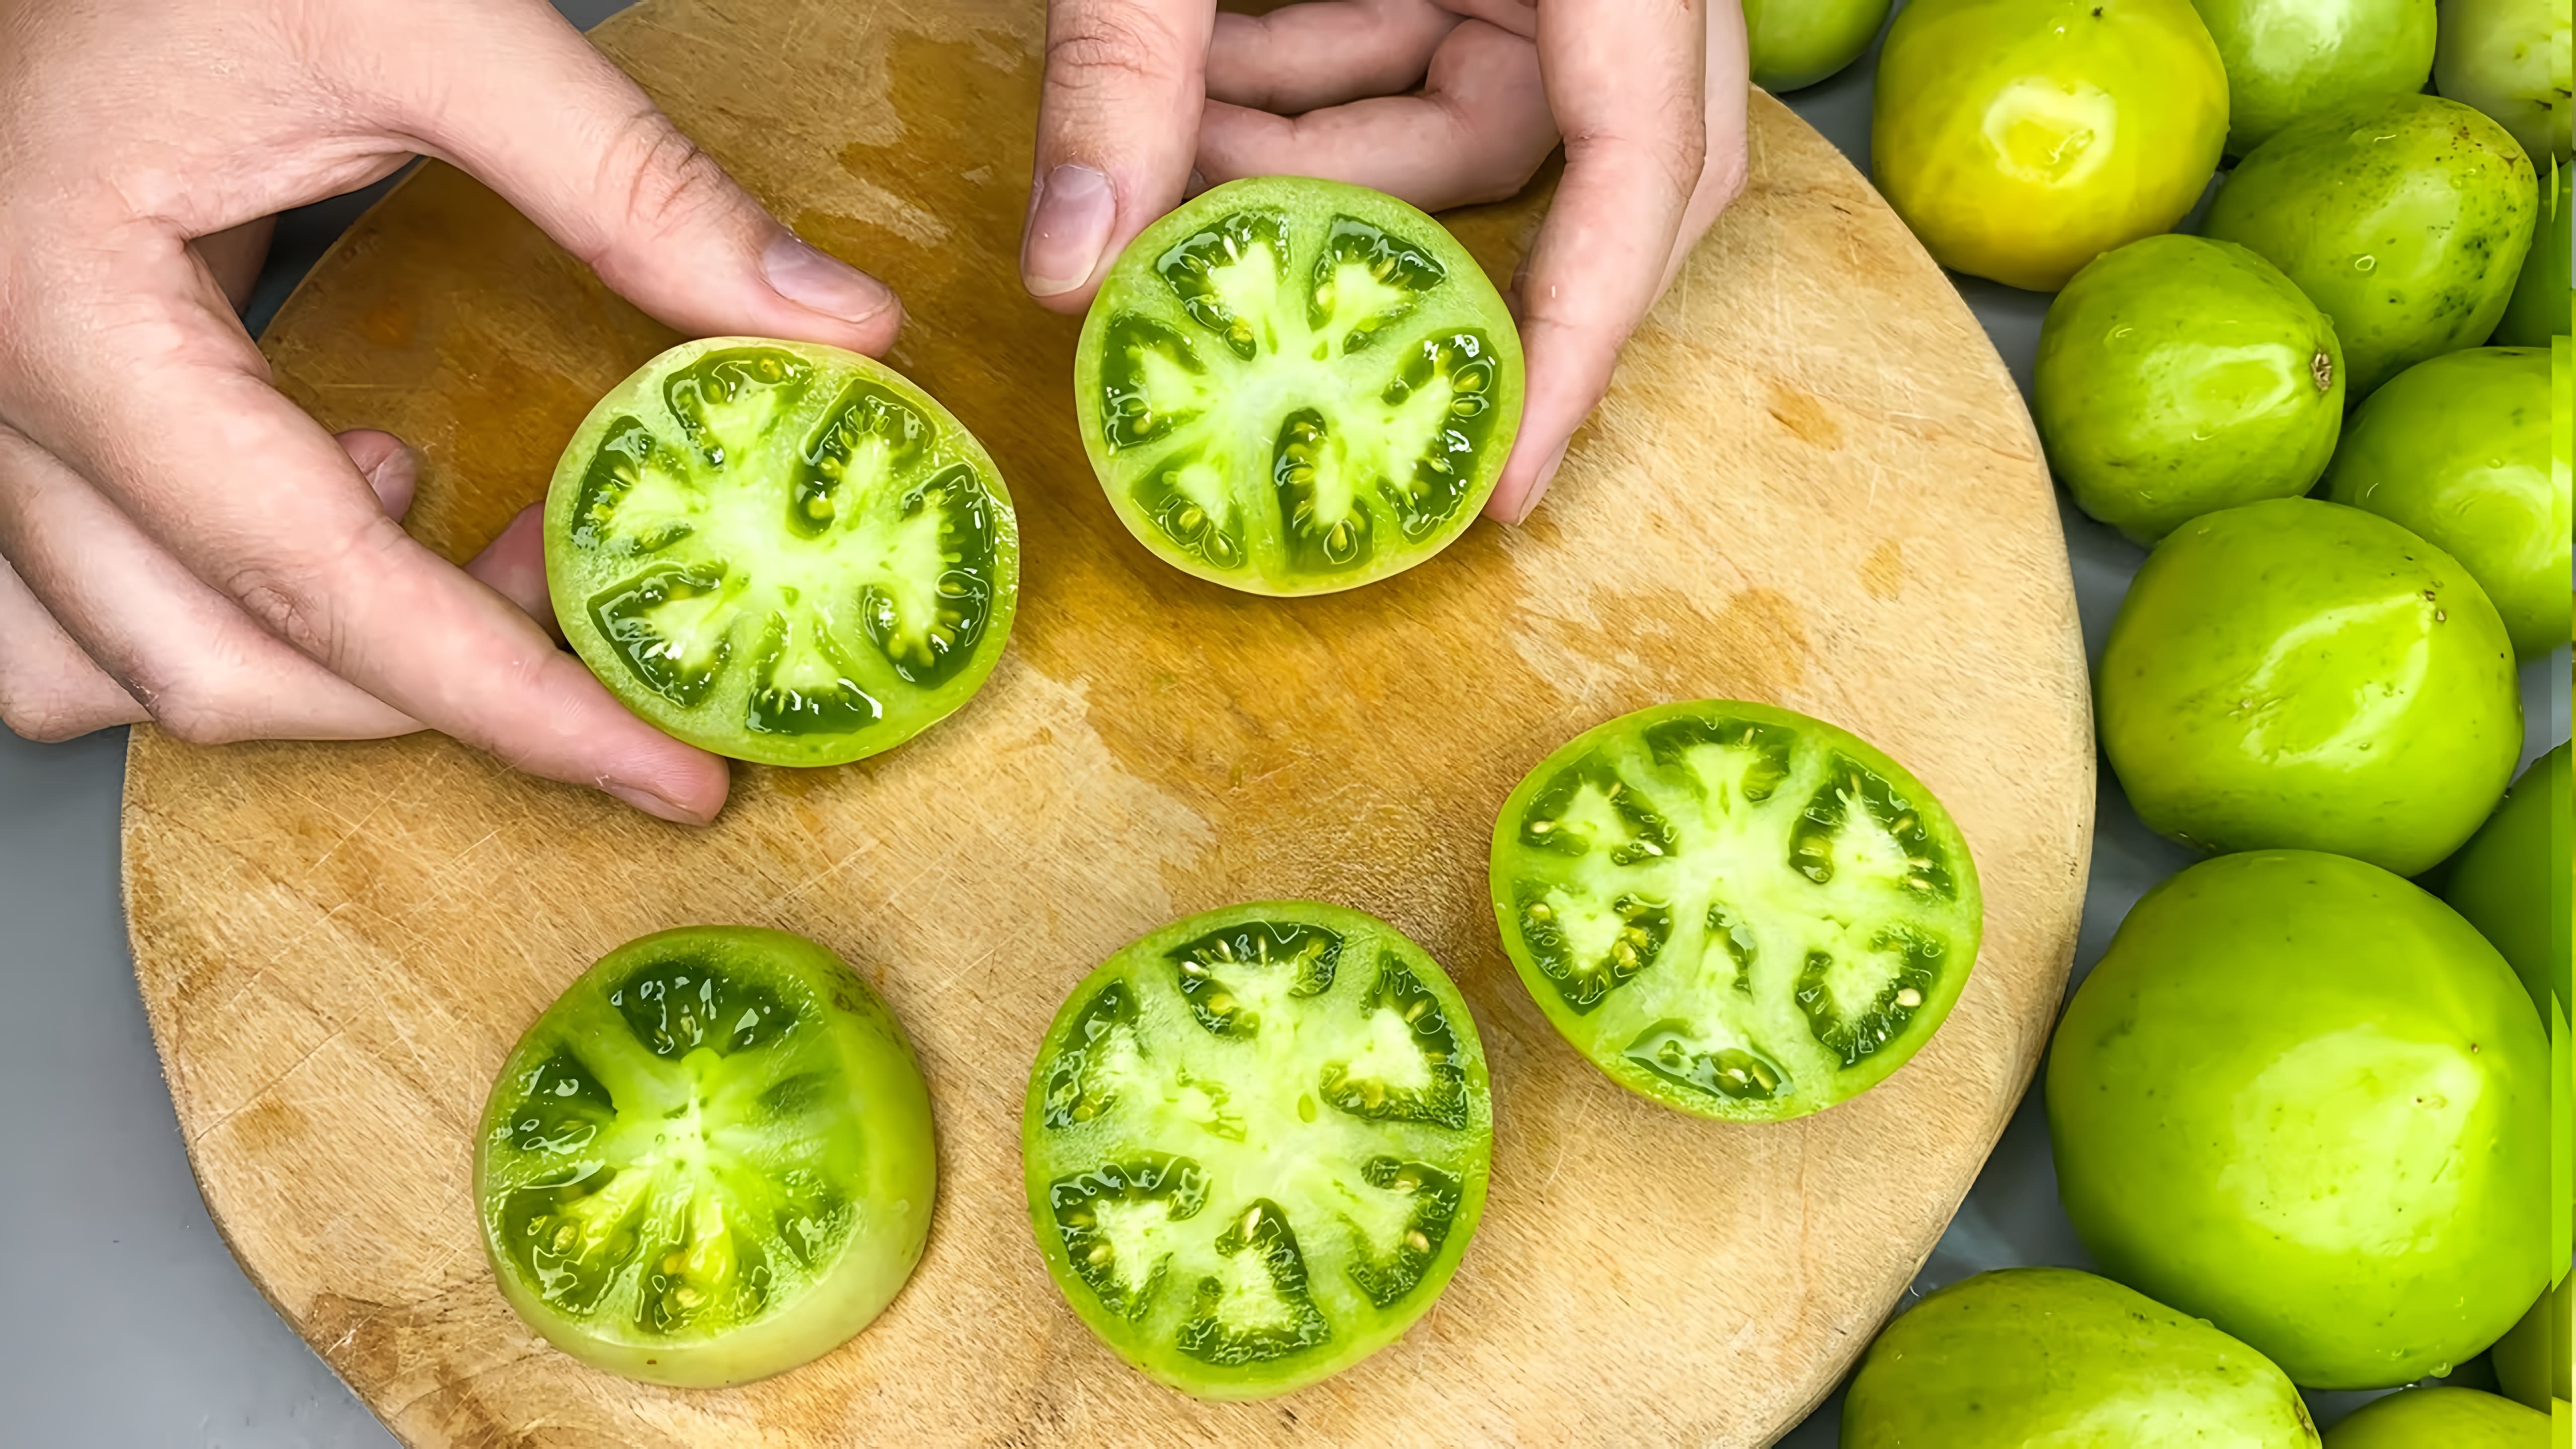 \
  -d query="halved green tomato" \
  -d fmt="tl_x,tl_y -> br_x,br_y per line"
1021,902 -> 1493,1398
473,926 -> 935,1387
1490,700 -> 1983,1121
1074,178 -> 1525,595
544,338 -> 1019,766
